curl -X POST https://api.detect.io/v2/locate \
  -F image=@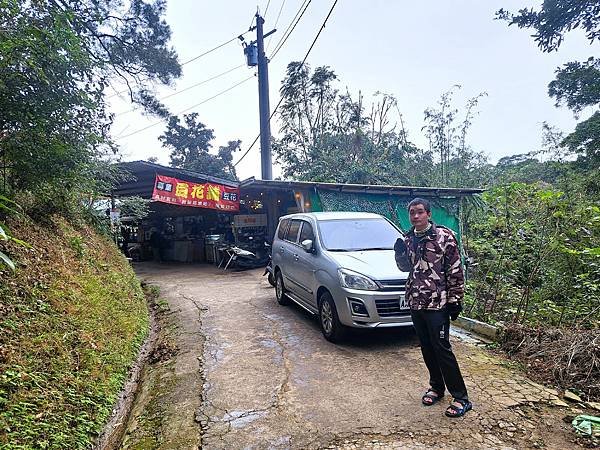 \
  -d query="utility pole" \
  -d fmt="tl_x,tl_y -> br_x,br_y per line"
244,13 -> 276,180
256,13 -> 273,180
